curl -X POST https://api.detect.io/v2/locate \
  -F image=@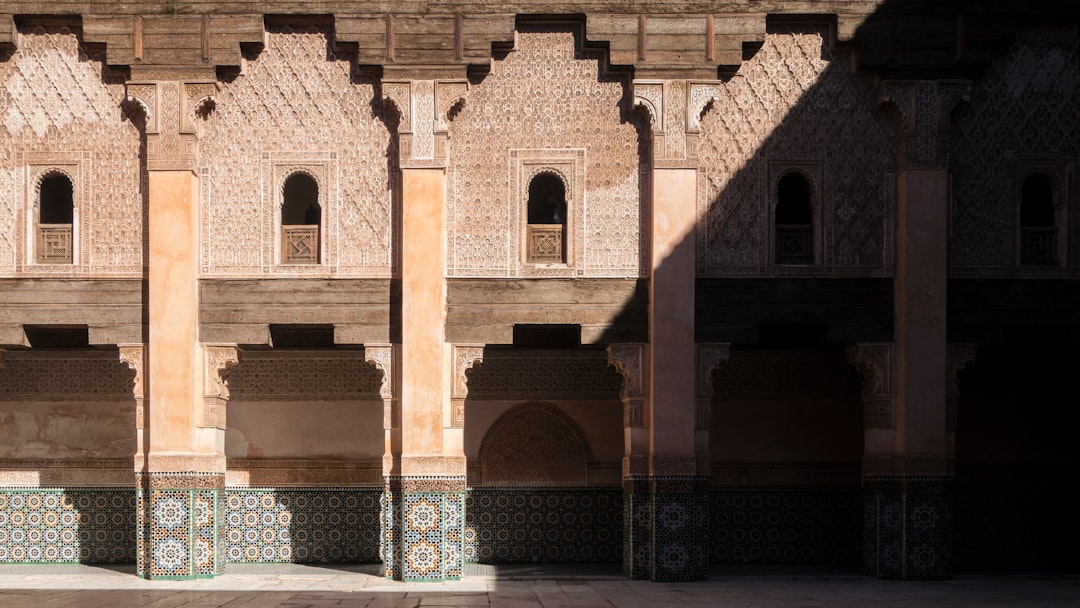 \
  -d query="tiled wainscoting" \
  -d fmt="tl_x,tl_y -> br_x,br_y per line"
464,487 -> 623,563
710,487 -> 862,565
0,487 -> 136,563
223,488 -> 383,563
